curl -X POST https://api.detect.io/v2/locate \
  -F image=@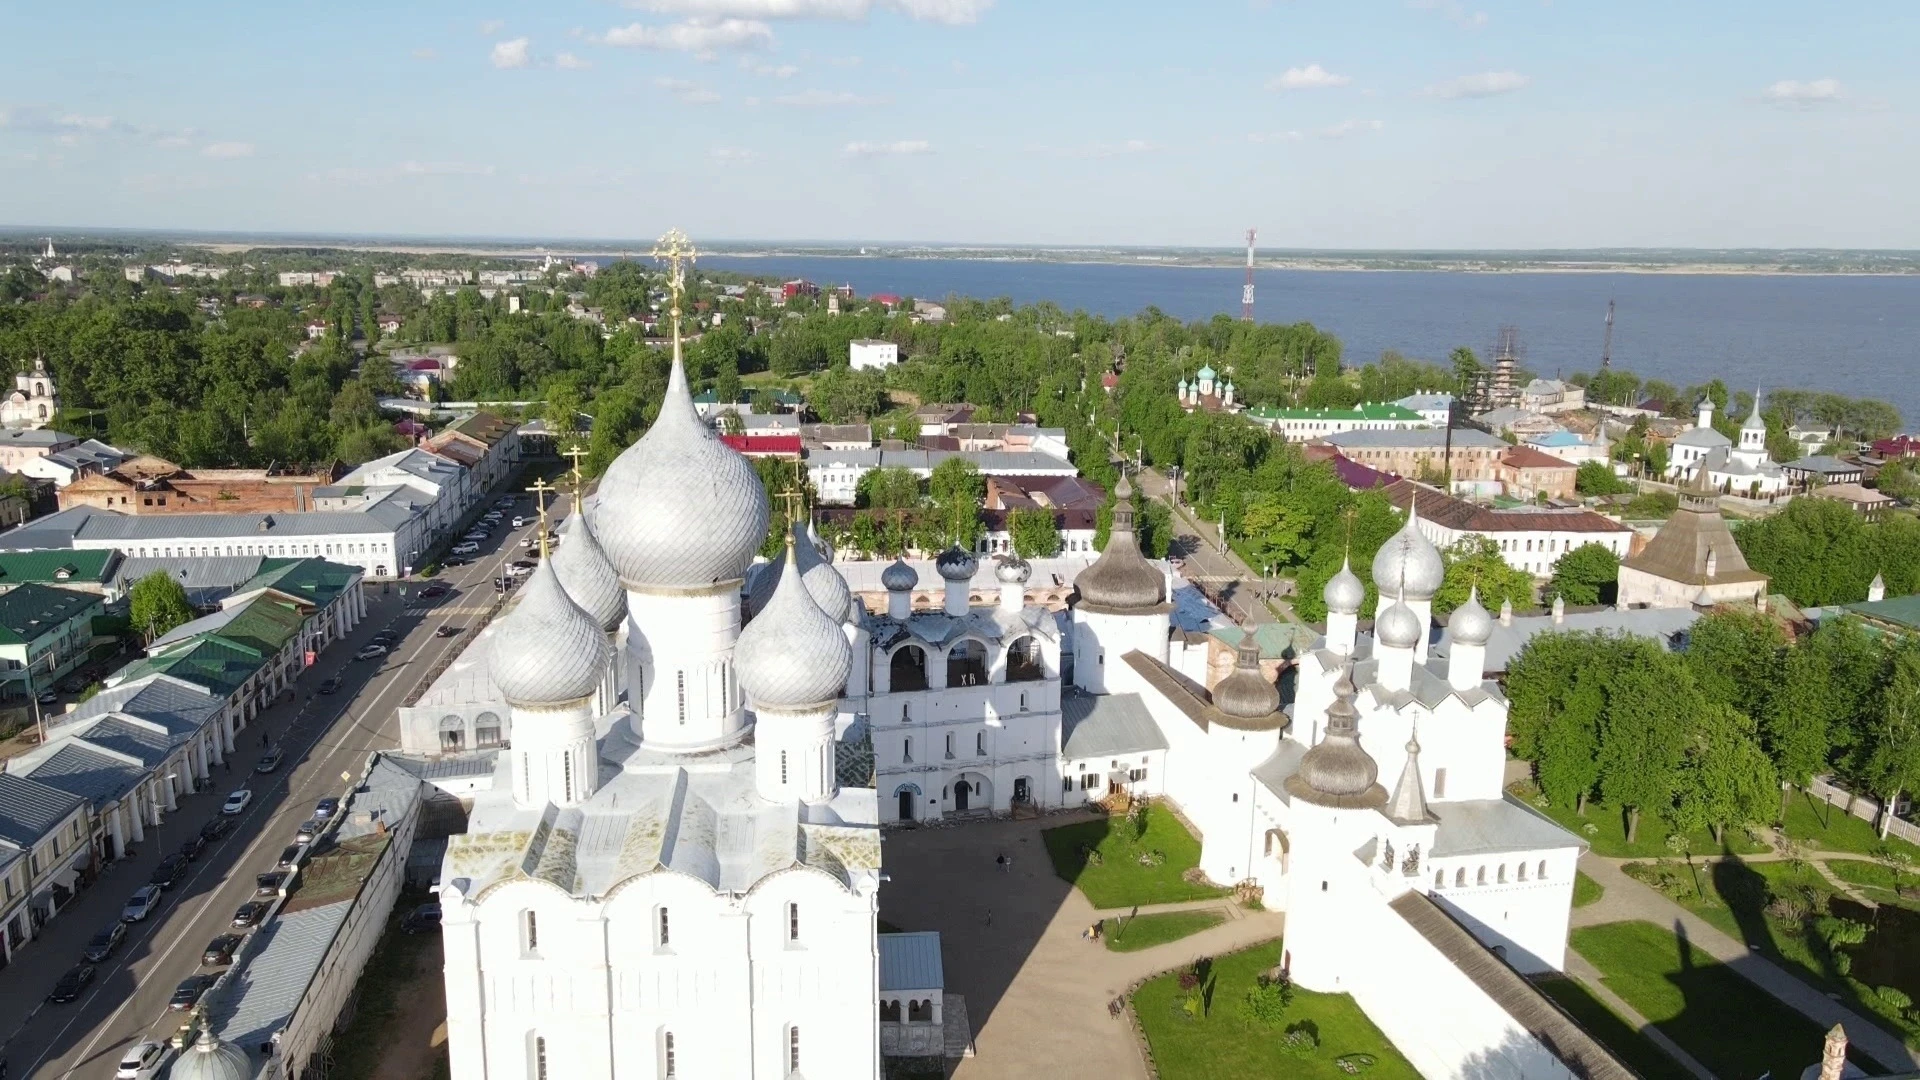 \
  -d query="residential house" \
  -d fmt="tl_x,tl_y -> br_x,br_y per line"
328,447 -> 474,538
850,339 -> 900,370
980,475 -> 1106,556
0,550 -> 122,599
1392,393 -> 1457,428
1808,483 -> 1896,520
1518,379 -> 1585,414
56,455 -> 344,515
1249,402 -> 1431,442
17,439 -> 133,488
1871,436 -> 1920,459
0,774 -> 91,964
1317,429 -> 1512,493
800,424 -> 874,452
951,425 -> 1071,462
0,429 -> 81,473
1522,430 -> 1610,466
1495,446 -> 1579,501
807,449 -> 1079,506
0,584 -> 105,703
71,495 -> 434,579
913,404 -> 976,437
1381,480 -> 1635,578
1781,455 -> 1865,489
427,411 -> 520,494
719,434 -> 803,460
